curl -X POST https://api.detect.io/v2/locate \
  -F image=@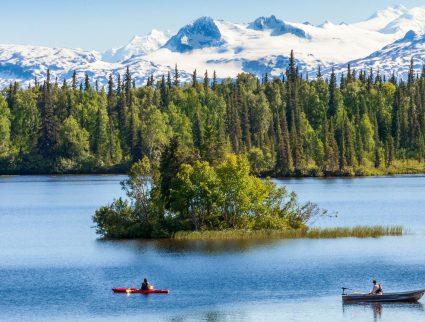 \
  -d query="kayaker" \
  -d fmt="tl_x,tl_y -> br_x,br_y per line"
370,280 -> 383,295
141,278 -> 153,290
